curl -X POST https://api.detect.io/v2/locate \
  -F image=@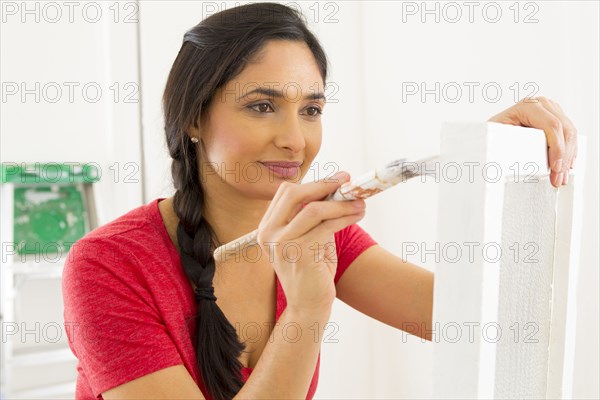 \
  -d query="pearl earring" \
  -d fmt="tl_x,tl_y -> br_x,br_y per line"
190,137 -> 199,144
